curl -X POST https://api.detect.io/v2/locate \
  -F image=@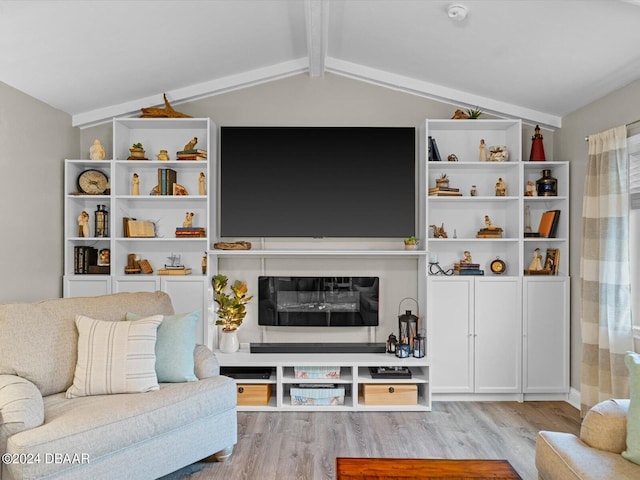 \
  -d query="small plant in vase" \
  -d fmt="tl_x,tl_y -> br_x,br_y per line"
404,236 -> 418,250
128,142 -> 146,160
466,107 -> 483,119
213,274 -> 252,352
